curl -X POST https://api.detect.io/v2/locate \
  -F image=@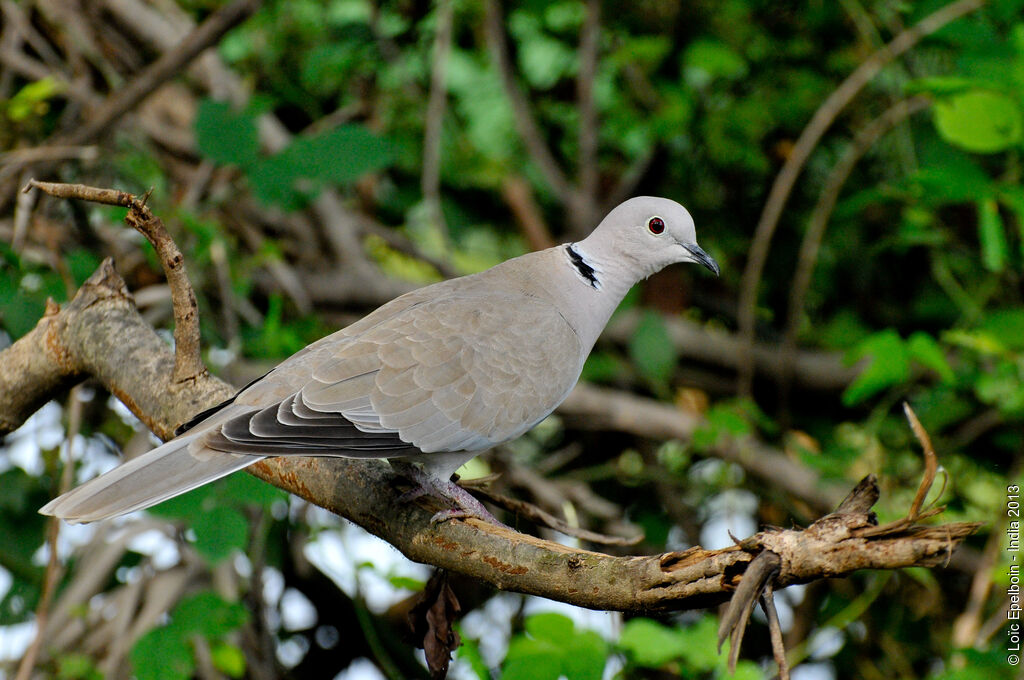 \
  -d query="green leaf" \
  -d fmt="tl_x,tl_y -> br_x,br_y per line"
731,660 -> 767,680
580,351 -> 628,383
172,592 -> 248,639
388,575 -> 426,591
907,332 -> 955,382
999,186 -> 1024,260
525,613 -> 576,646
287,124 -> 394,184
190,506 -> 249,563
503,637 -> 563,680
131,627 -> 195,680
981,309 -> 1024,351
978,199 -> 1008,272
933,90 -> 1024,153
843,330 -> 911,406
129,593 -> 247,680
509,12 -> 575,90
248,125 -> 393,209
559,629 -> 607,680
455,631 -> 491,680
684,39 -> 748,86
675,615 -> 725,671
148,483 -> 214,520
210,642 -> 246,678
217,473 -> 287,509
905,76 -> 980,96
628,310 -> 677,391
618,618 -> 686,667
195,99 -> 260,167
6,77 -> 65,121
503,614 -> 607,680
57,653 -> 103,680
